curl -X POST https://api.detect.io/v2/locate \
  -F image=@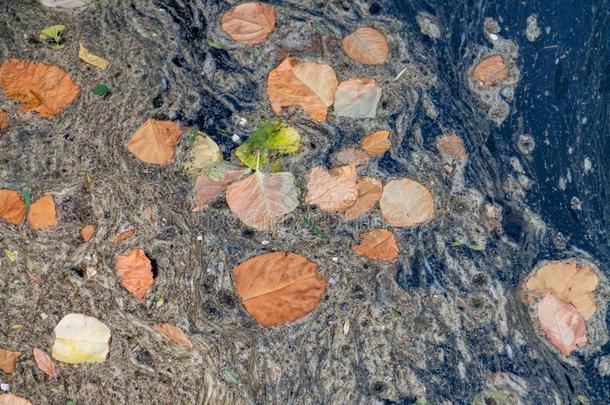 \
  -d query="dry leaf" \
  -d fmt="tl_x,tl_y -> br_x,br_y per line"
226,171 -> 299,229
472,54 -> 508,87
380,178 -> 435,227
341,27 -> 389,64
233,252 -> 327,327
333,78 -> 381,118
267,57 -> 338,122
52,313 -> 111,364
0,59 -> 80,117
331,147 -> 370,167
112,228 -> 135,244
436,133 -> 468,161
153,323 -> 193,349
525,260 -> 599,320
362,130 -> 391,156
127,119 -> 181,165
0,110 -> 8,131
81,224 -> 95,241
0,394 -> 32,405
0,349 -> 20,373
221,2 -> 276,45
78,43 -> 108,70
116,248 -> 154,299
40,0 -> 86,7
193,164 -> 250,211
344,177 -> 382,220
184,134 -> 221,173
305,165 -> 358,213
353,229 -> 399,260
537,293 -> 587,355
27,194 -> 58,230
0,189 -> 26,225
33,348 -> 56,378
